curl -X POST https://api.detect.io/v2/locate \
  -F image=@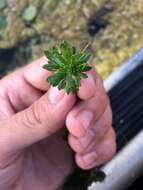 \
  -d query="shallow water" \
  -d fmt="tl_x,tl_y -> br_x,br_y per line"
1,0 -> 143,78
0,49 -> 16,77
